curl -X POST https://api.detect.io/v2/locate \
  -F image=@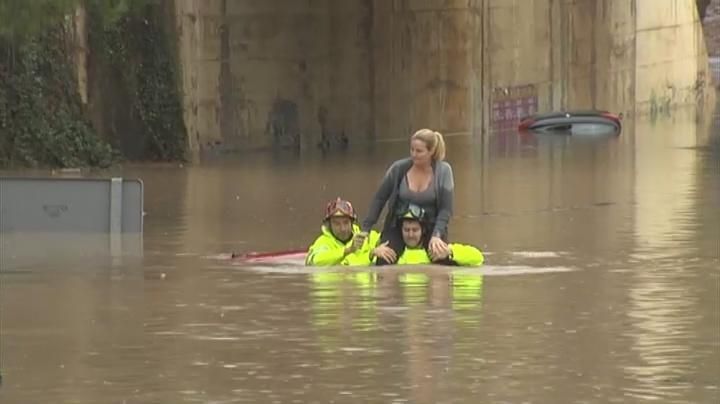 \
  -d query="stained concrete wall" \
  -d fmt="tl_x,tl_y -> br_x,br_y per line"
175,0 -> 330,152
634,0 -> 712,113
559,0 -> 637,113
372,0 -> 477,139
488,0 -> 712,119
172,0 -> 716,156
325,1 -> 375,142
702,0 -> 720,55
702,0 -> 720,87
